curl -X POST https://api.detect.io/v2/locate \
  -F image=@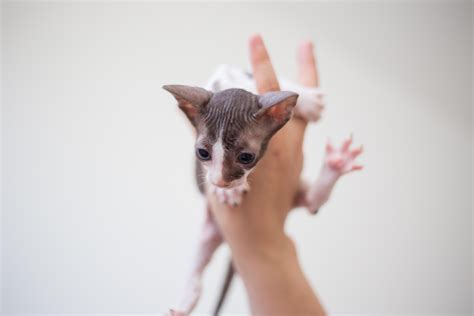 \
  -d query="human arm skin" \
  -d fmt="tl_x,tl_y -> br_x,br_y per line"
207,35 -> 326,315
